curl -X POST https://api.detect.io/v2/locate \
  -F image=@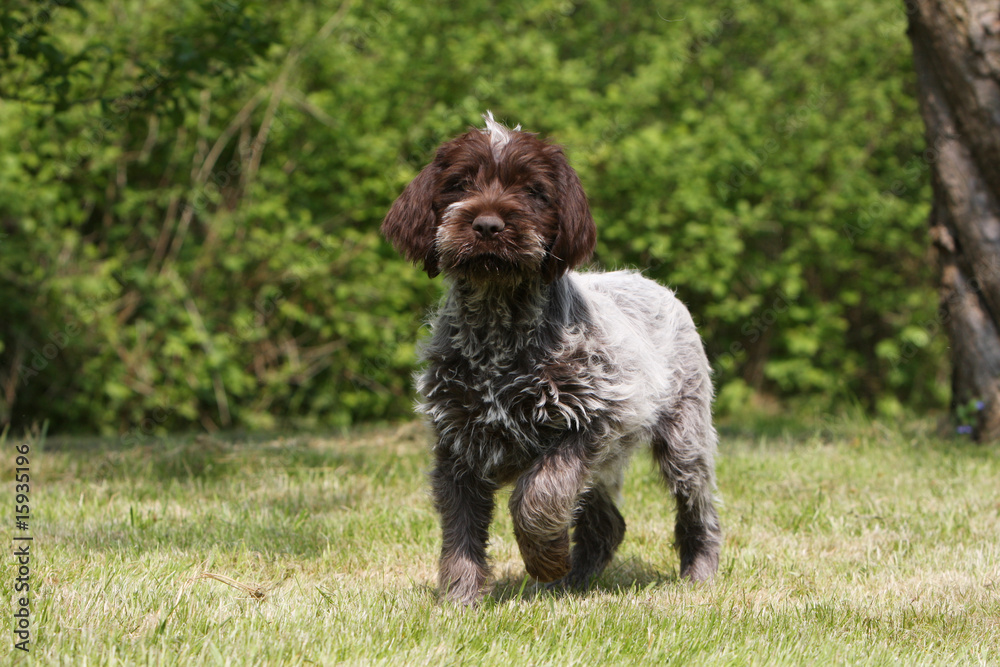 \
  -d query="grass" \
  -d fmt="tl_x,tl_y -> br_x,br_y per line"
2,417 -> 998,665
